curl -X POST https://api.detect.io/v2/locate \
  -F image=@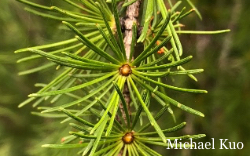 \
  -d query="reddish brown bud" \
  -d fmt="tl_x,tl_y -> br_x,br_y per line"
122,132 -> 134,144
119,64 -> 132,76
